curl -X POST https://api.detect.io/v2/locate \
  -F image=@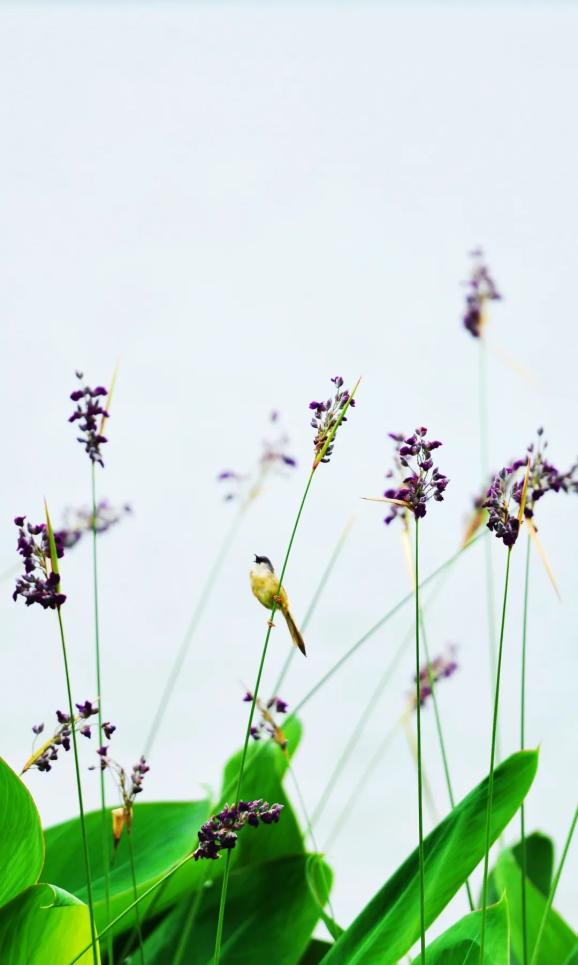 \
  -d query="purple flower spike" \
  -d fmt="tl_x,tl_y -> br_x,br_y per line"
411,647 -> 458,709
383,429 -> 449,523
484,466 -> 523,547
68,371 -> 109,467
193,800 -> 284,861
310,376 -> 357,467
12,518 -> 66,610
462,249 -> 501,339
